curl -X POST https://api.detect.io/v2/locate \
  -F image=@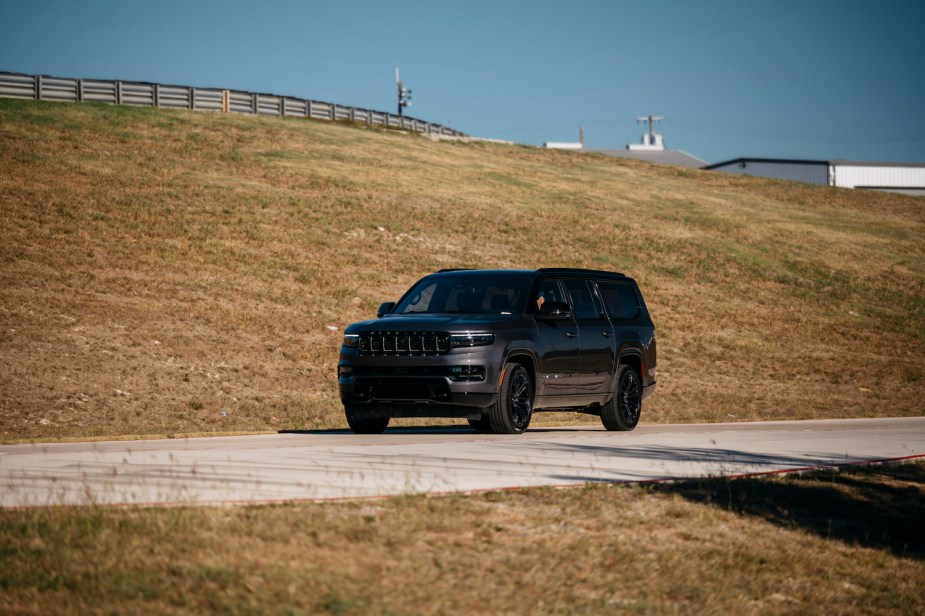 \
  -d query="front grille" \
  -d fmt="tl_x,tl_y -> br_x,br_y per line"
359,331 -> 450,355
351,365 -> 485,382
